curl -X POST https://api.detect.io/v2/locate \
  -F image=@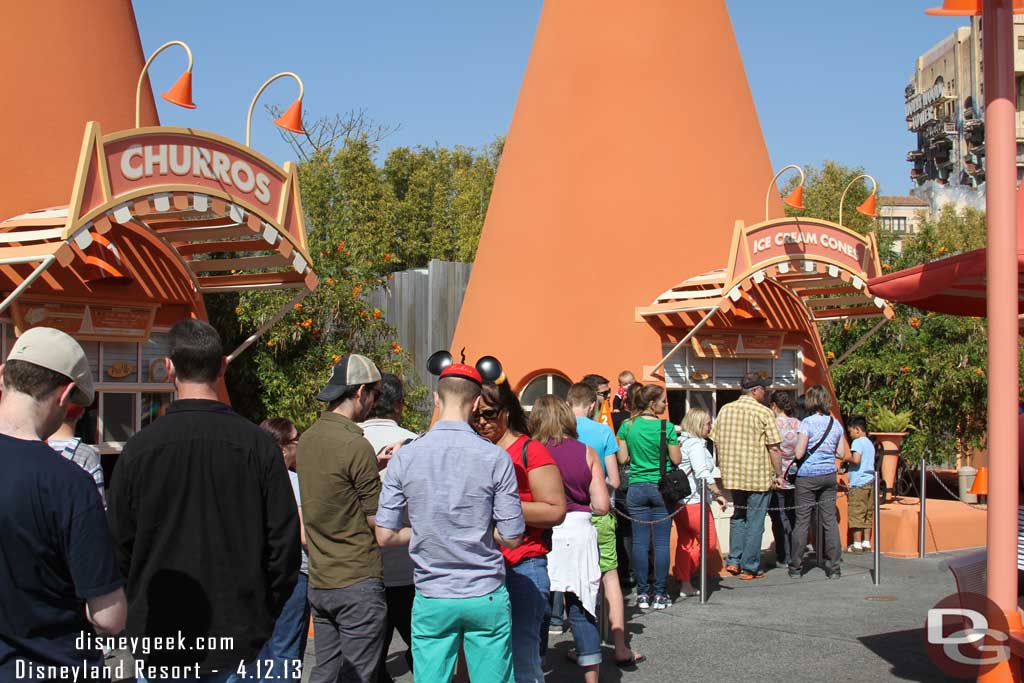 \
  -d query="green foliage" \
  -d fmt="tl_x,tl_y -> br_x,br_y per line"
867,407 -> 916,434
795,162 -> 999,465
210,112 -> 502,430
